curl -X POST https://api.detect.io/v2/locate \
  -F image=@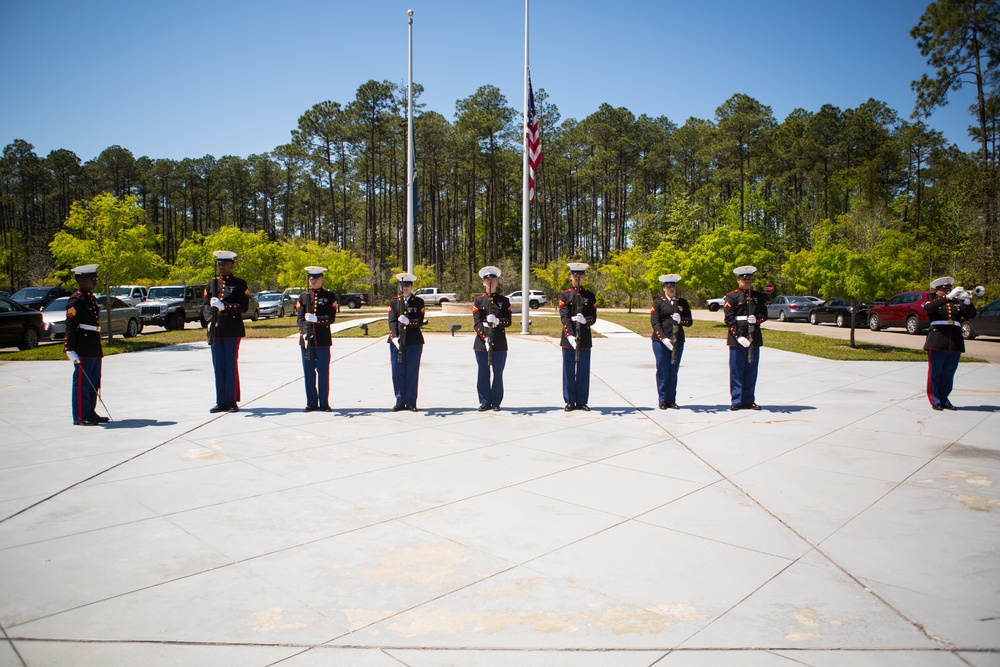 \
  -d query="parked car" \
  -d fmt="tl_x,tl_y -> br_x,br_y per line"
801,295 -> 824,306
867,291 -> 936,334
507,290 -> 547,309
808,297 -> 869,328
766,296 -> 812,322
413,287 -> 458,305
705,296 -> 727,312
257,292 -> 293,318
243,295 -> 260,322
962,298 -> 1000,340
106,285 -> 148,307
9,286 -> 69,311
140,284 -> 207,330
0,296 -> 43,350
42,296 -> 142,339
